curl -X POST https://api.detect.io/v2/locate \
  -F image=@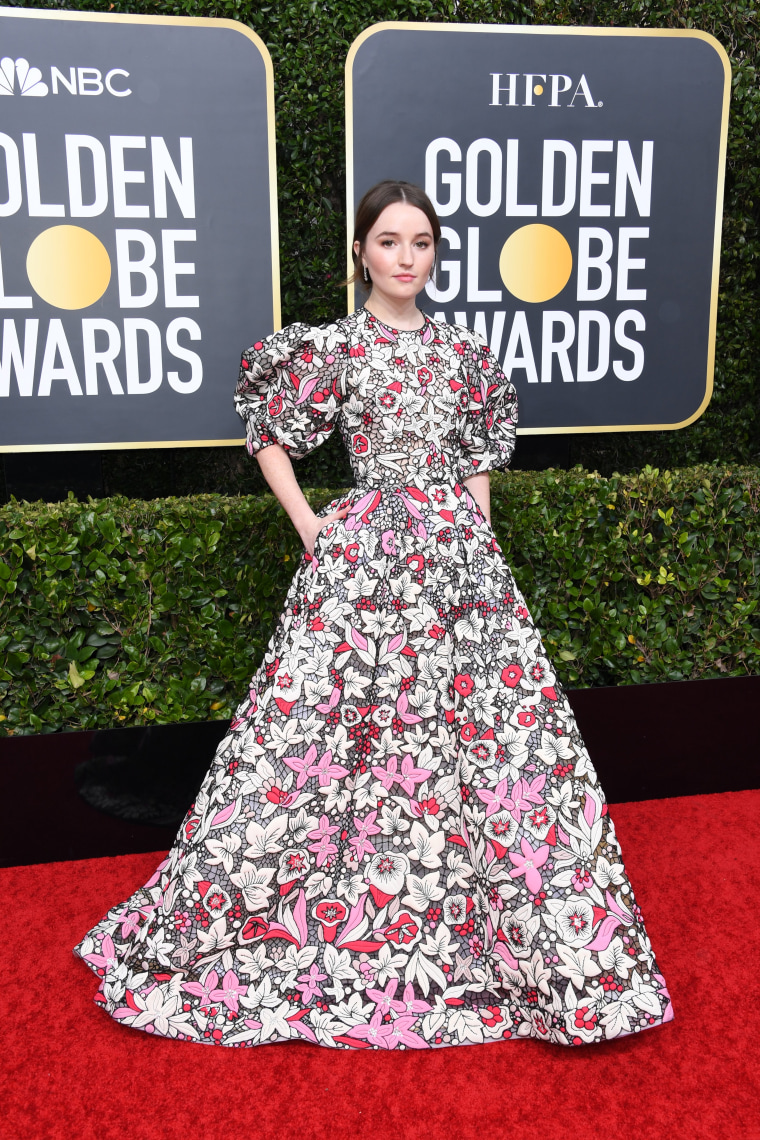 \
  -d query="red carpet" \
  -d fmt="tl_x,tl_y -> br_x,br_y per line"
2,789 -> 758,1140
